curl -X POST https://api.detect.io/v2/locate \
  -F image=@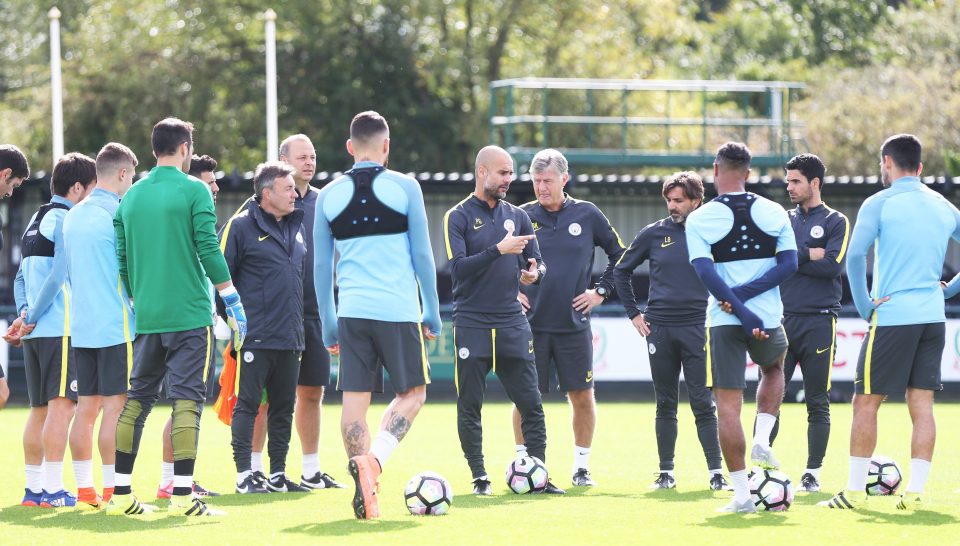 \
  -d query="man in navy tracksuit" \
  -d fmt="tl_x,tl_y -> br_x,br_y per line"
219,162 -> 308,495
614,171 -> 726,491
515,149 -> 624,488
444,145 -> 554,496
759,153 -> 849,493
